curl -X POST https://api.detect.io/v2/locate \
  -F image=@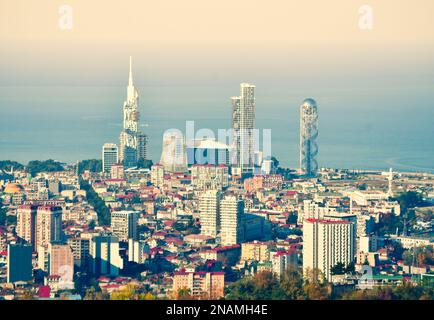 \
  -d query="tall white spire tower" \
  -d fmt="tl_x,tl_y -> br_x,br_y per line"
119,56 -> 147,168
